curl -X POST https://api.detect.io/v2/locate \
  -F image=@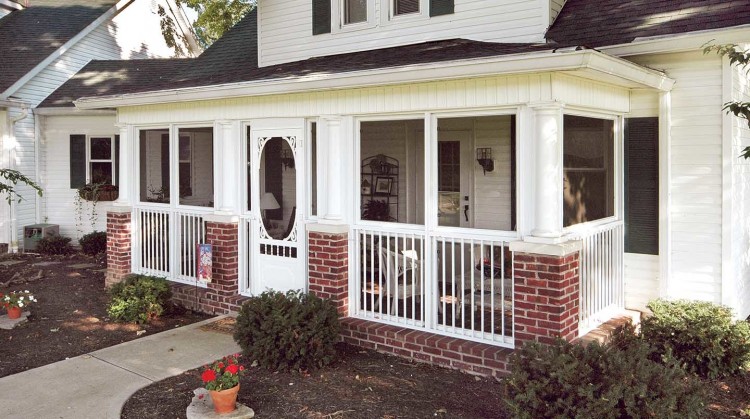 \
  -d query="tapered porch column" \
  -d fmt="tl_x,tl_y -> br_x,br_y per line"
215,120 -> 239,214
114,124 -> 132,207
318,116 -> 344,223
529,102 -> 565,240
